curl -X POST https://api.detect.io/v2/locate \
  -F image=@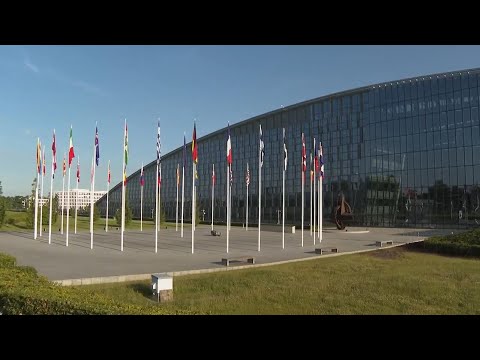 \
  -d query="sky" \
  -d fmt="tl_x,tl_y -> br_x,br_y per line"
1,45 -> 480,196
